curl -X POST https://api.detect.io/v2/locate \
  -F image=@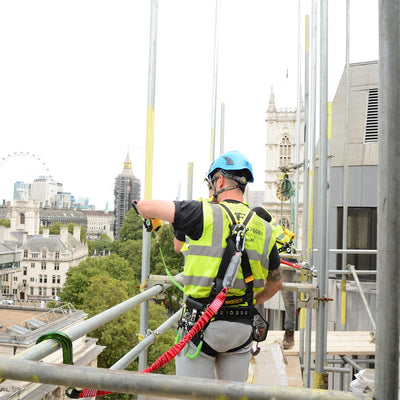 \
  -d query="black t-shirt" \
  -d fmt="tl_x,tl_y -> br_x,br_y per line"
173,200 -> 281,271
